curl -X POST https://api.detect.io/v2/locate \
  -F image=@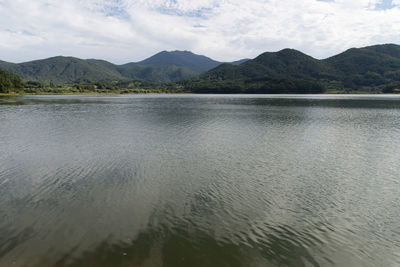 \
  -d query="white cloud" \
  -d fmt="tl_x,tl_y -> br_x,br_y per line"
0,0 -> 399,63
